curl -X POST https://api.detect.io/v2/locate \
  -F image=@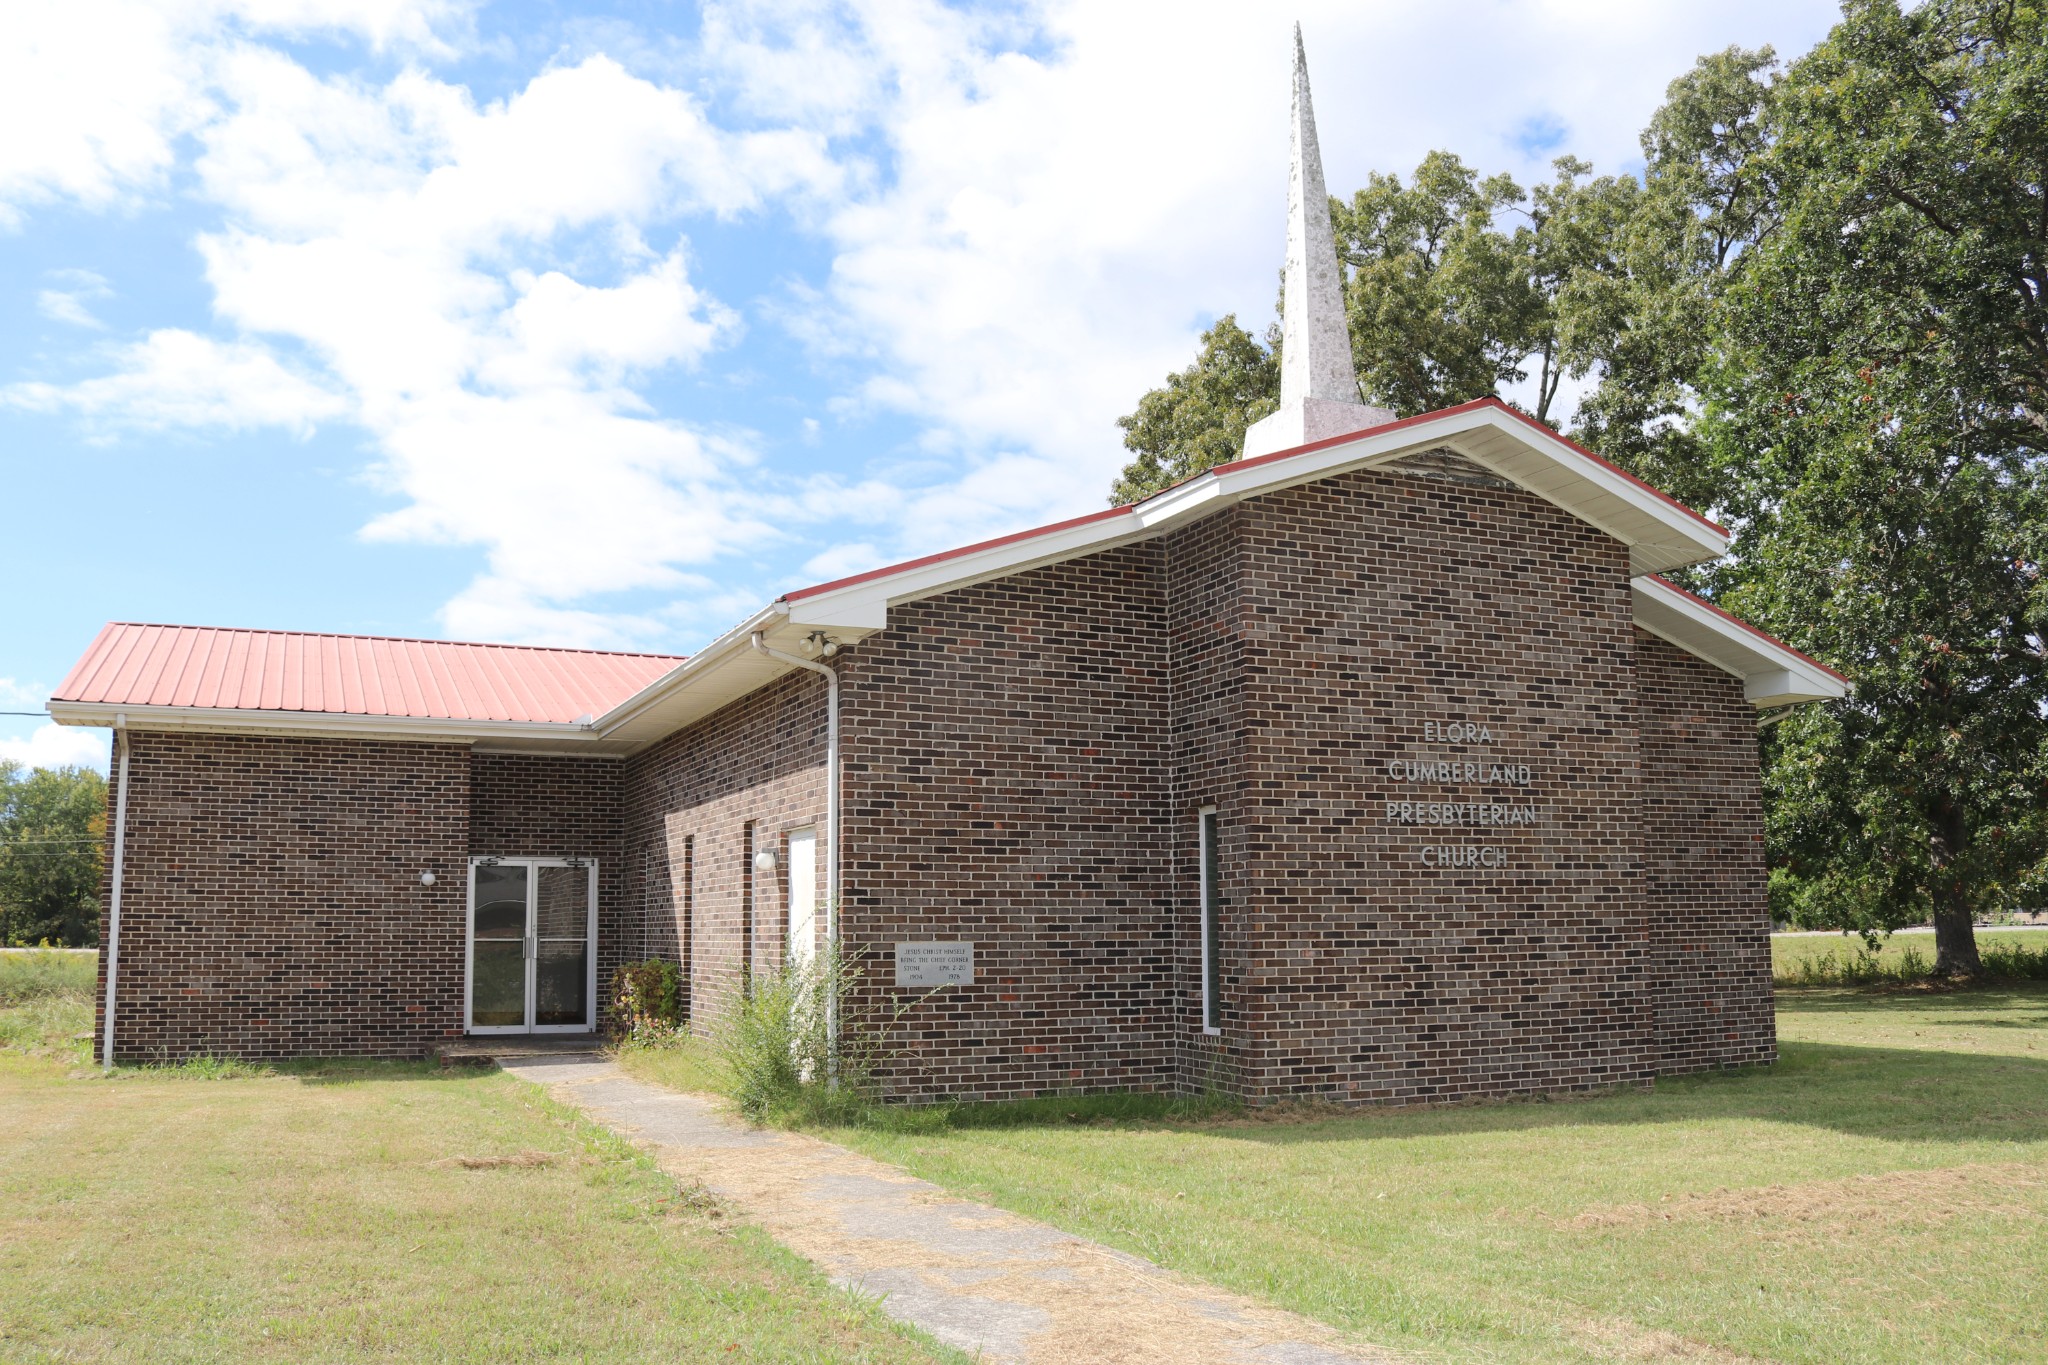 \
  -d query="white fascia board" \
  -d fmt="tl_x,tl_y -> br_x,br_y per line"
764,405 -> 1730,649
587,602 -> 786,738
1458,407 -> 1730,562
781,513 -> 1152,630
45,700 -> 601,746
1630,576 -> 1850,707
